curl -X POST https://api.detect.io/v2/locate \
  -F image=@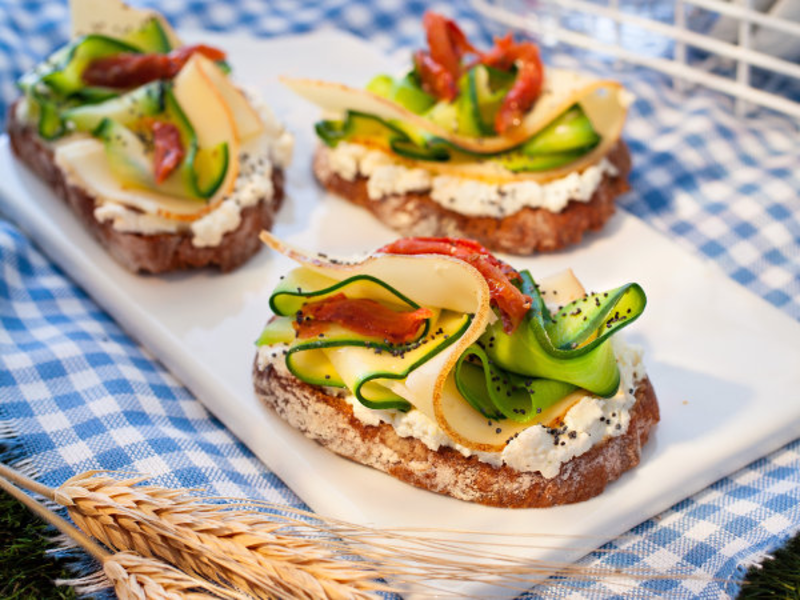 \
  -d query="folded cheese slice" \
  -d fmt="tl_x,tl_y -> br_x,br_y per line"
282,70 -> 632,184
70,0 -> 182,49
54,138 -> 225,221
260,232 -> 600,452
